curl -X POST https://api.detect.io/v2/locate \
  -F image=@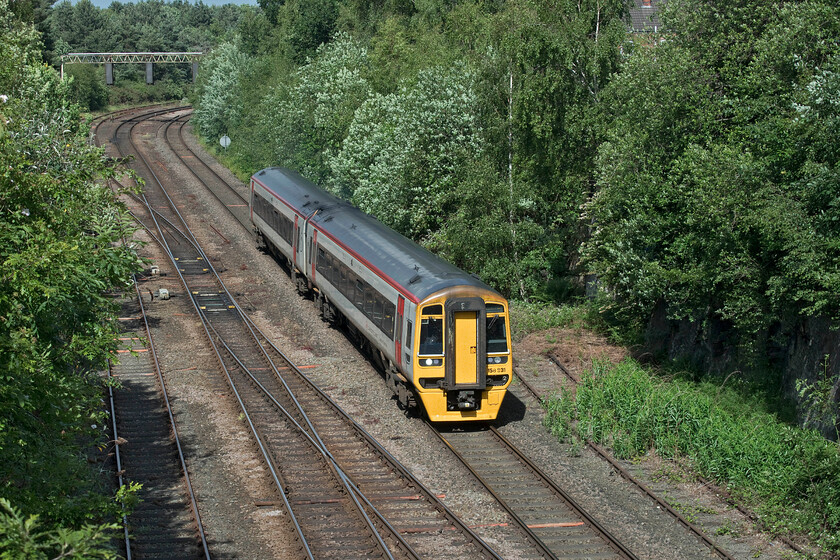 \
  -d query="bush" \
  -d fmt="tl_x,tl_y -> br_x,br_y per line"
544,359 -> 840,551
65,64 -> 109,111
